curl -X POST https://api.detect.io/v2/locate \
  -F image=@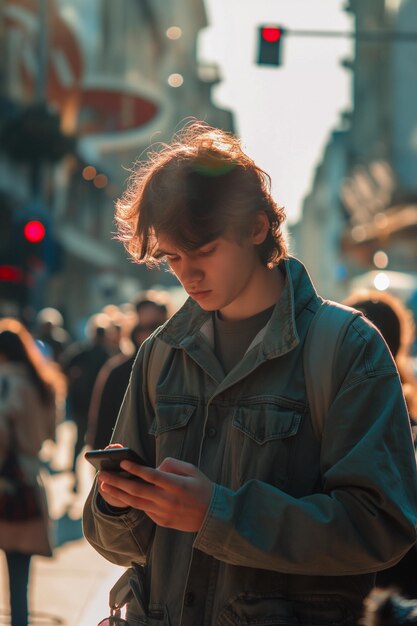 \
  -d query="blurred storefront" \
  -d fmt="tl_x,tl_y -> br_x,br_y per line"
292,0 -> 417,308
0,0 -> 234,332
